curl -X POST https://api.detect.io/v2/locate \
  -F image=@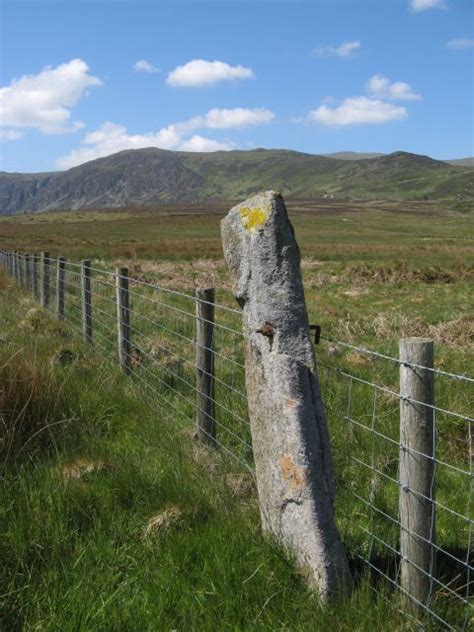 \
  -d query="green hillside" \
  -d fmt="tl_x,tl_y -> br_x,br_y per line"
0,148 -> 472,215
